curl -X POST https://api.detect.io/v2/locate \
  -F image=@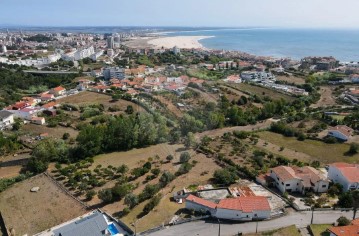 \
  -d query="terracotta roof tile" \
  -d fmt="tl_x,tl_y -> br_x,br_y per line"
217,196 -> 270,213
186,195 -> 216,209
